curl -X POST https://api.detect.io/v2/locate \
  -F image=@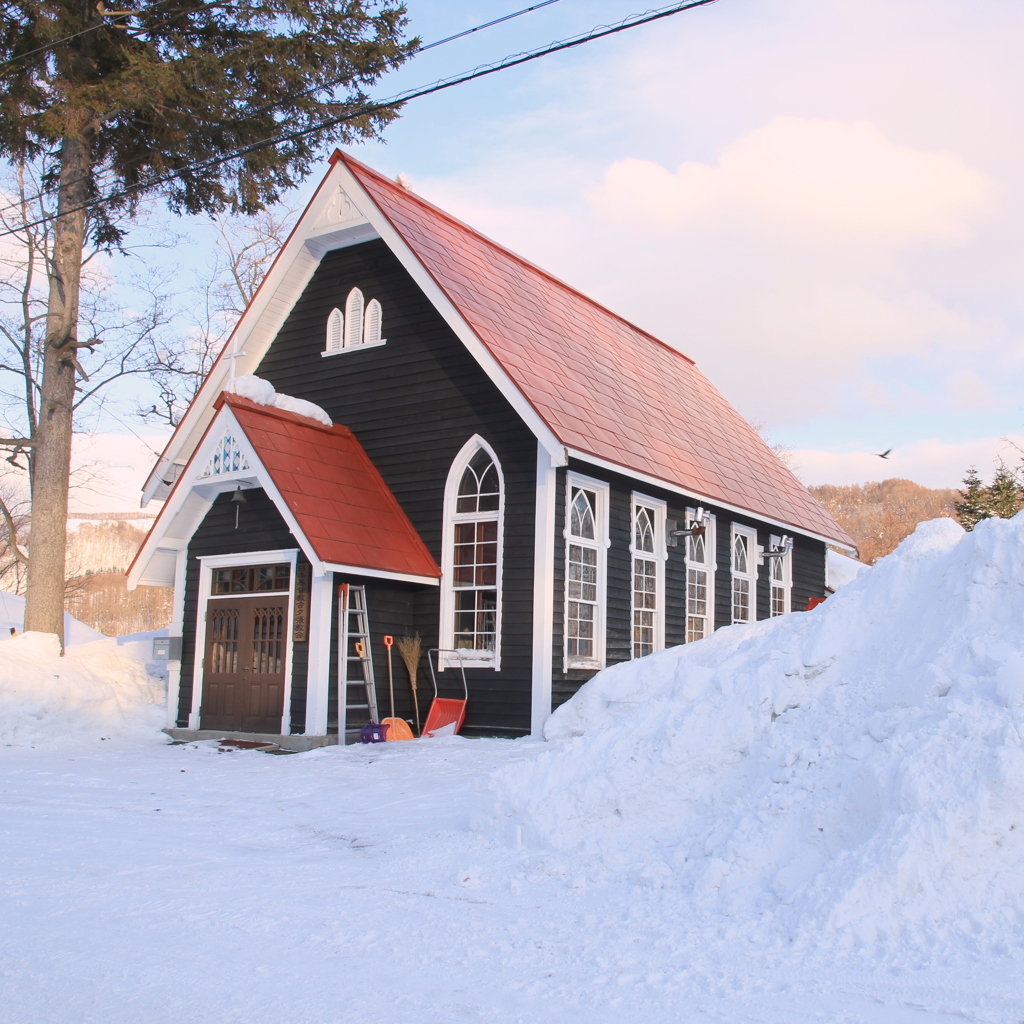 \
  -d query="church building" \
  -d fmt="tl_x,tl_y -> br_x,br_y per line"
128,152 -> 855,747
